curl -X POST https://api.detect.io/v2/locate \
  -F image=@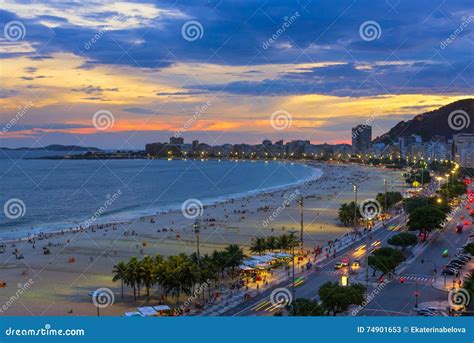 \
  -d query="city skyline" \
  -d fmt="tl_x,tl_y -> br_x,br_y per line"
1,1 -> 473,149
